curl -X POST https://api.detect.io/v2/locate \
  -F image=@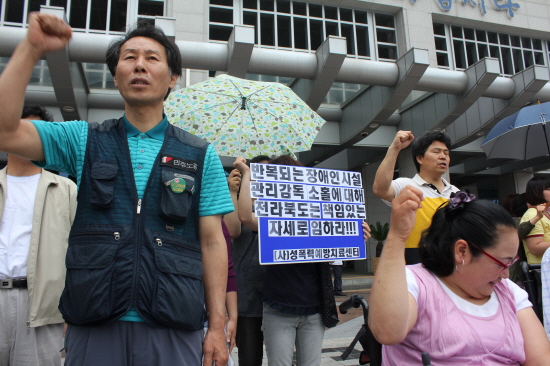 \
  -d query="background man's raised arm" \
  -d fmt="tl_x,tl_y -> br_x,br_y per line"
372,130 -> 414,202
0,12 -> 72,160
